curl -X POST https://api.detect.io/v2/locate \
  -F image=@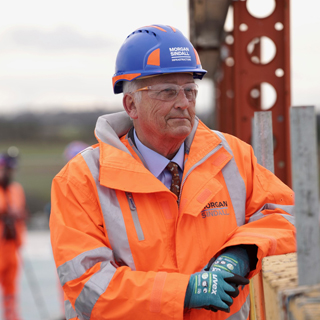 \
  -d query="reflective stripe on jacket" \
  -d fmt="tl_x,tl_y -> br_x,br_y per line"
50,111 -> 296,320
